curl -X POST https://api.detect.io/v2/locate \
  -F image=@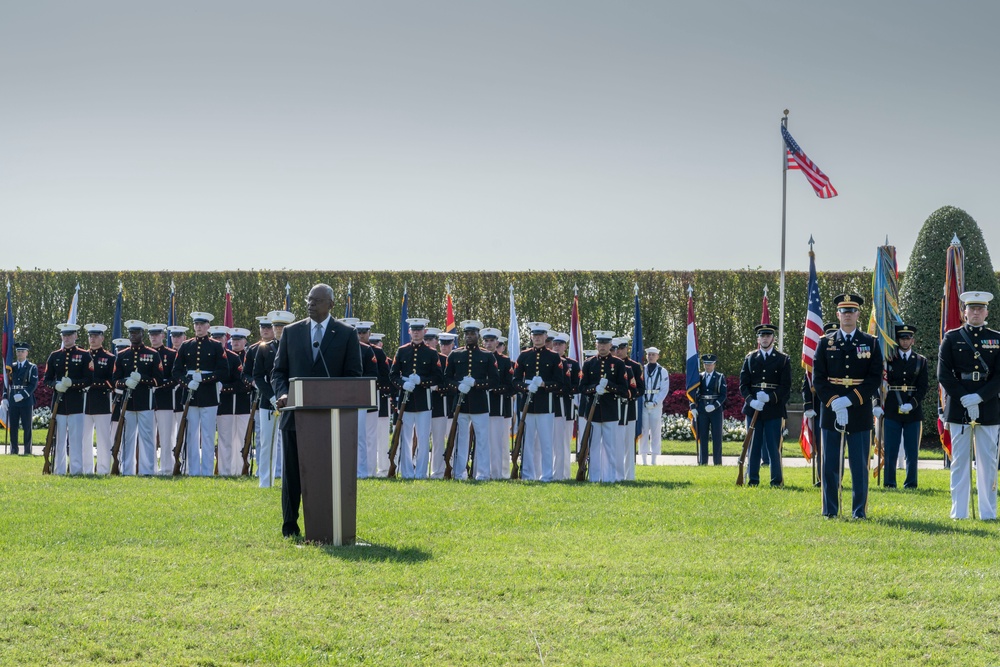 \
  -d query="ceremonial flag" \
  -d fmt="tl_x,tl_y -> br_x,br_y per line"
111,283 -> 123,341
631,286 -> 644,440
3,283 -> 14,398
344,281 -> 353,319
445,289 -> 456,334
800,246 -> 825,377
782,125 -> 838,199
285,282 -> 292,311
938,235 -> 964,459
800,413 -> 815,462
568,287 -> 584,364
867,244 -> 904,361
685,288 -> 699,437
760,286 -> 771,325
167,281 -> 176,329
399,286 -> 411,346
66,283 -> 80,325
508,285 -> 519,355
